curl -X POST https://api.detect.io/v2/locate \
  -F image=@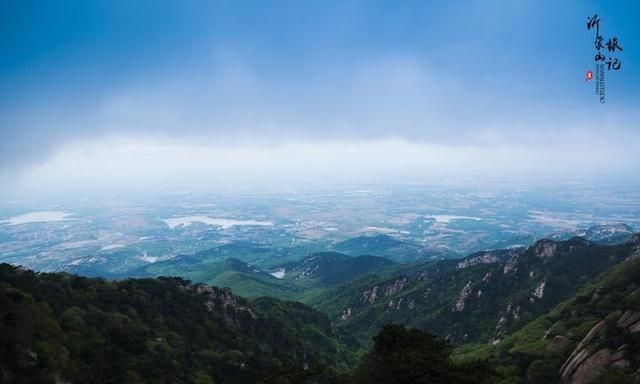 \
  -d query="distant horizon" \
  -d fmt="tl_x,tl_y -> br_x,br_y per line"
4,169 -> 640,200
